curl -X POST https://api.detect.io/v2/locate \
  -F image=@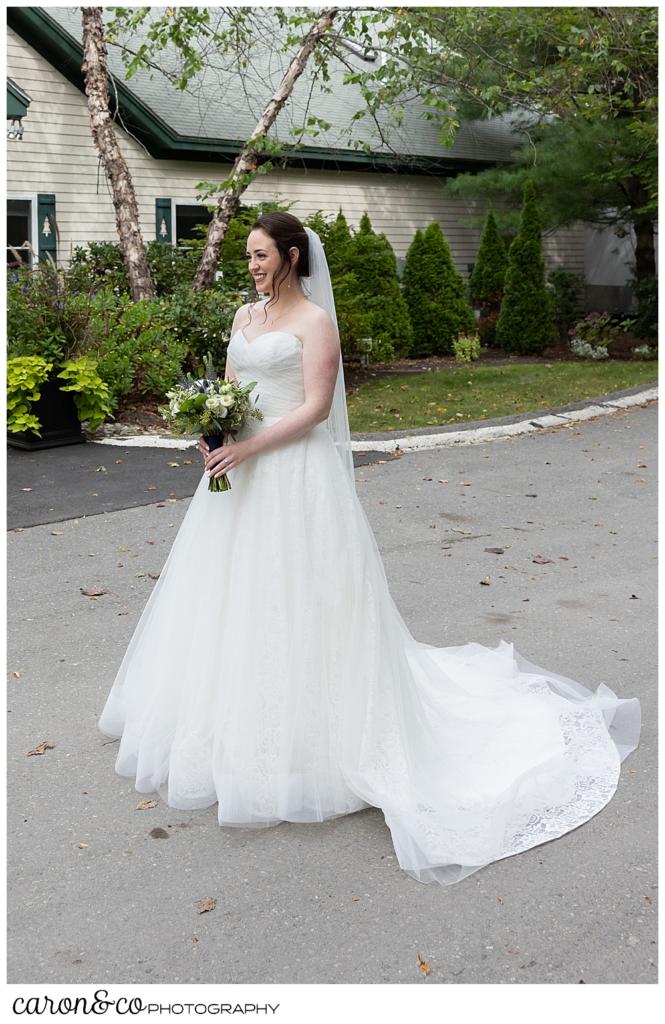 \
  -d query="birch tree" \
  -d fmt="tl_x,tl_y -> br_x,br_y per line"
81,6 -> 156,301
